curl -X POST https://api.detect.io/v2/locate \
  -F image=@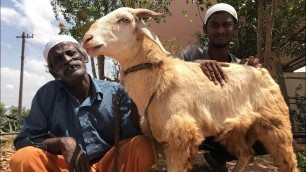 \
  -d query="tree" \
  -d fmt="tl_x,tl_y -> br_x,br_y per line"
224,0 -> 305,74
0,103 -> 29,133
50,0 -> 172,81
